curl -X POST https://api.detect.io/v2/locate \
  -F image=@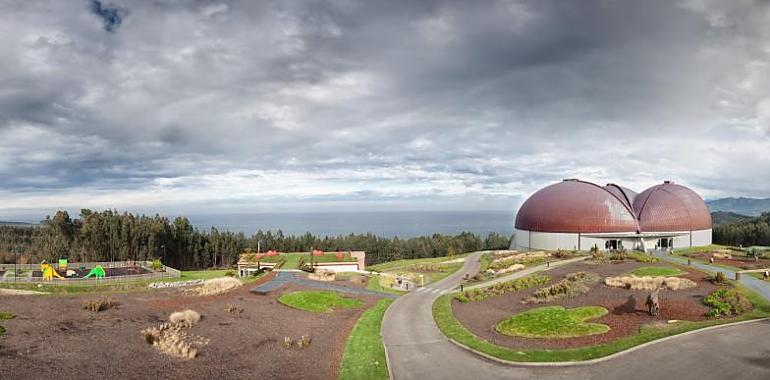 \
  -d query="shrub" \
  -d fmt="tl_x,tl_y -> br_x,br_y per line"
609,250 -> 628,261
284,336 -> 293,348
0,325 -> 5,336
83,298 -> 114,312
150,259 -> 164,271
0,312 -> 15,320
525,272 -> 599,304
552,250 -> 571,259
298,335 -> 312,348
592,250 -> 606,262
628,252 -> 659,263
169,310 -> 201,327
604,276 -> 696,291
704,289 -> 752,317
455,274 -> 550,303
225,270 -> 236,277
713,271 -> 727,284
225,304 -> 244,314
